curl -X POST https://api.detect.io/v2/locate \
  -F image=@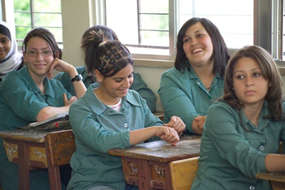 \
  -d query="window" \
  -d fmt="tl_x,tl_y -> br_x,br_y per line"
13,0 -> 62,47
101,0 -> 284,63
104,0 -> 254,57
